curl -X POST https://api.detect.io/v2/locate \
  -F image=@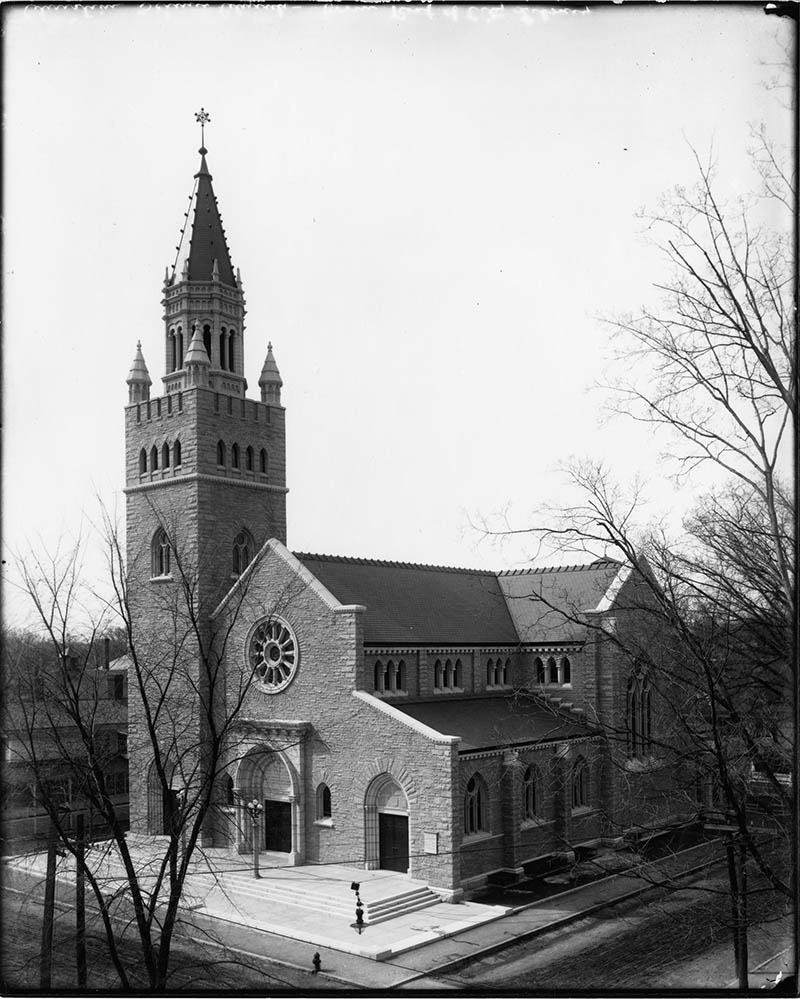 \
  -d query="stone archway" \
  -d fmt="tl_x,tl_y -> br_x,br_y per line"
364,774 -> 410,874
234,746 -> 301,863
